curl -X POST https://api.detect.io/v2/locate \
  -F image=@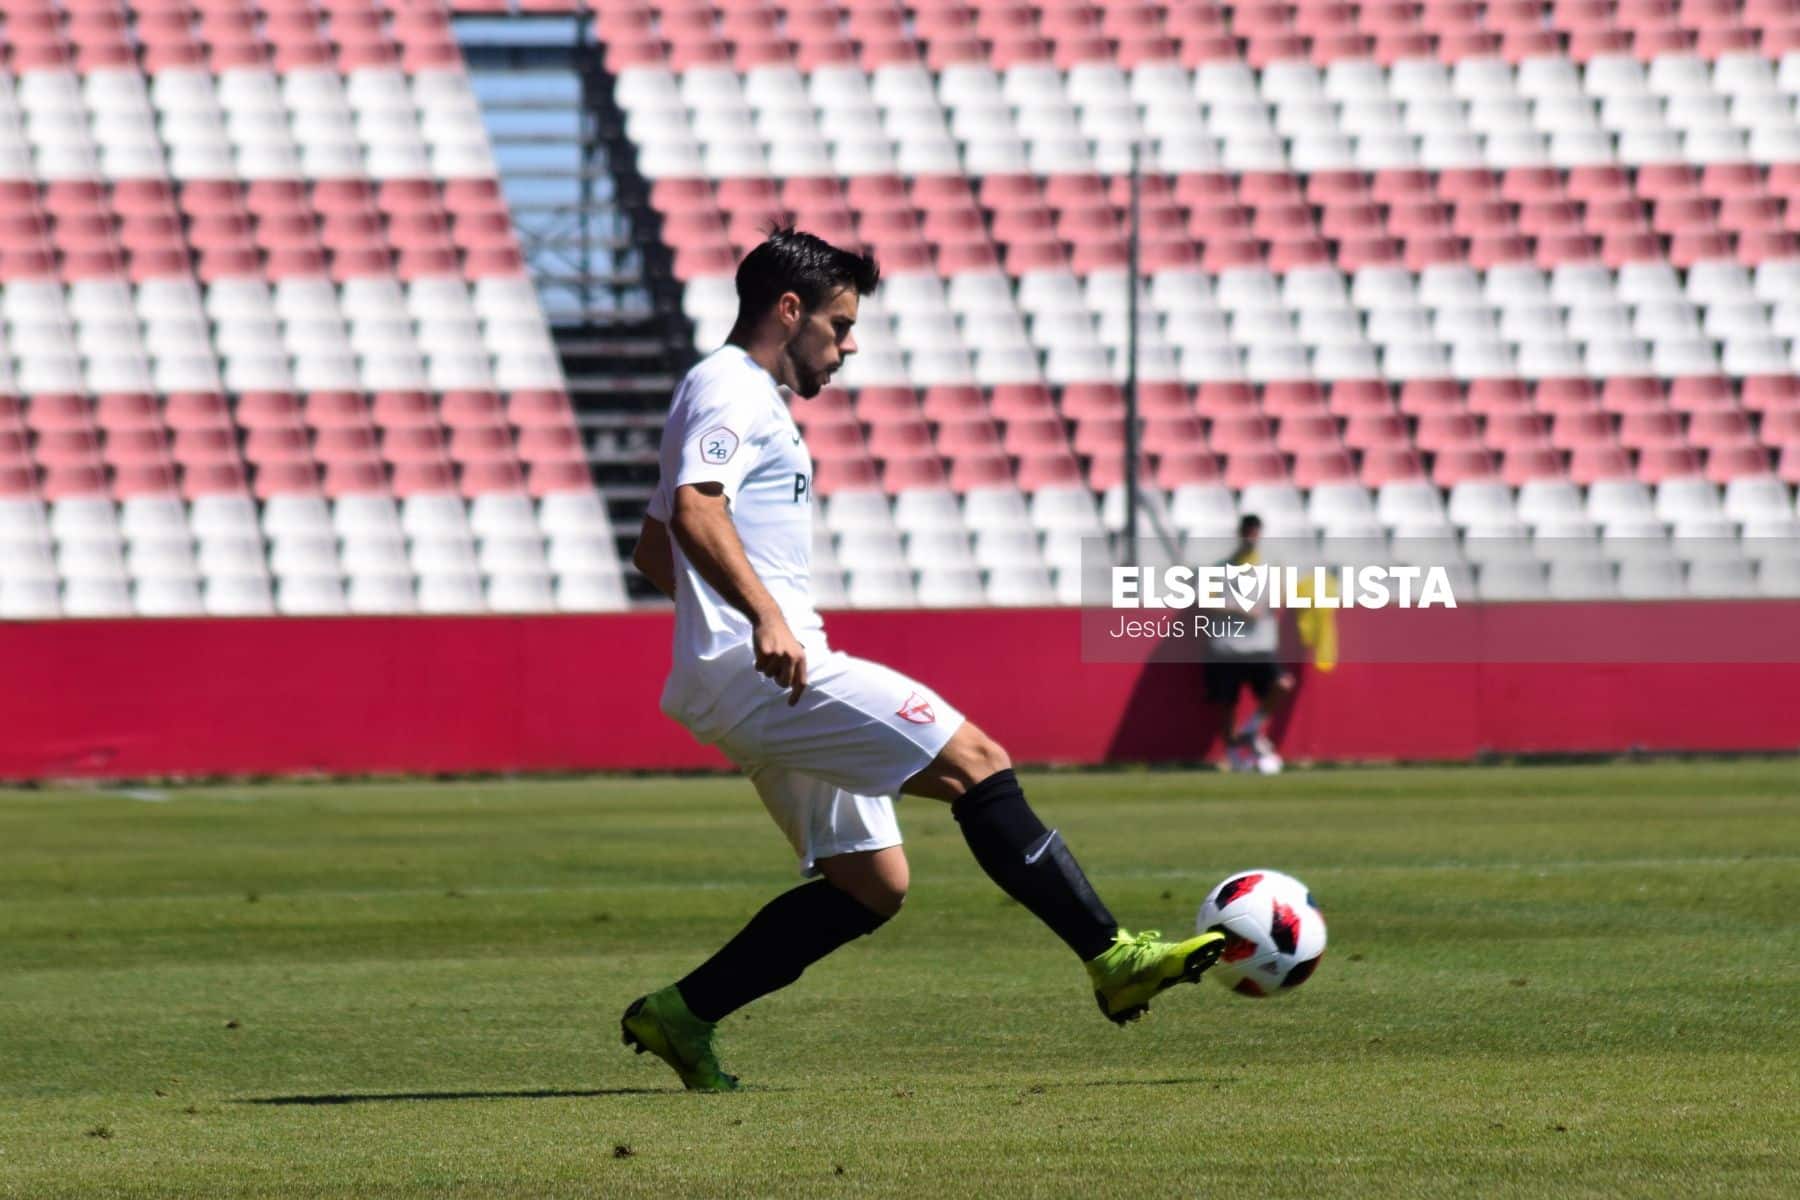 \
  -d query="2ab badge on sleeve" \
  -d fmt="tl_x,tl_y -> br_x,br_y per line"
700,427 -> 740,464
